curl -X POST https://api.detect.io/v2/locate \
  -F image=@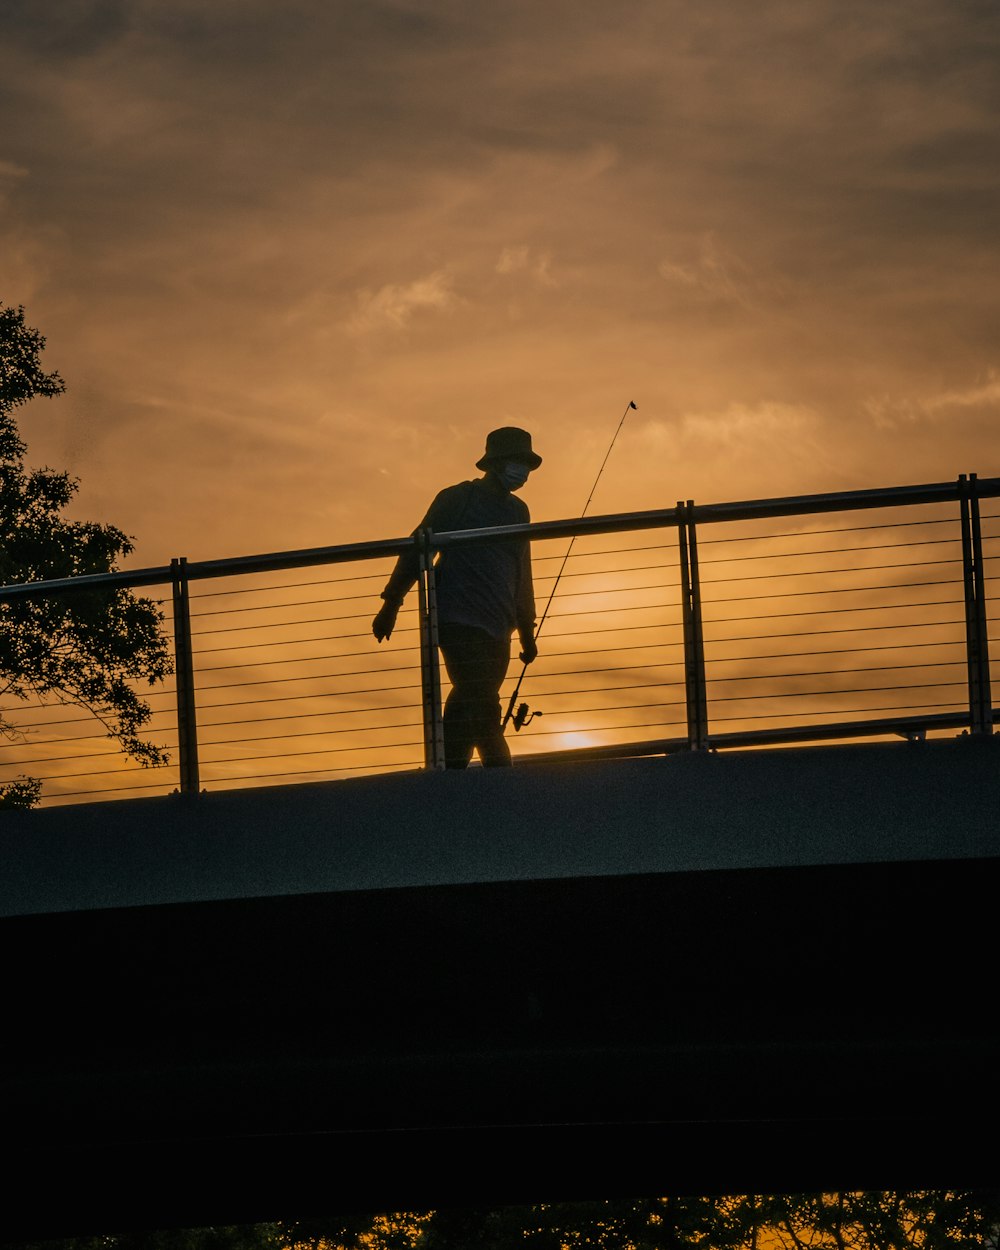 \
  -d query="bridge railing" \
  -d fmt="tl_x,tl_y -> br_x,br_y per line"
1,474 -> 996,805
